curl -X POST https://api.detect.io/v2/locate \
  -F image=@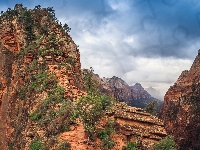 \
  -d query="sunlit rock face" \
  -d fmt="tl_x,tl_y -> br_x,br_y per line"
161,50 -> 200,150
